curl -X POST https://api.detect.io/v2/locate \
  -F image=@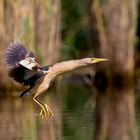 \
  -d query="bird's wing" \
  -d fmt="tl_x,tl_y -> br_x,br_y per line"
6,41 -> 28,68
5,41 -> 40,69
18,59 -> 37,70
5,41 -> 43,85
8,65 -> 43,85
